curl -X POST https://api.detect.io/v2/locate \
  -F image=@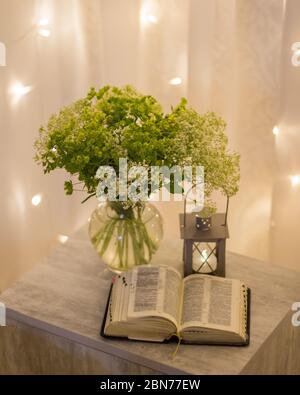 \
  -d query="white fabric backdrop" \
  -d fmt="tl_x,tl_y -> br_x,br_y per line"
1,0 -> 298,291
